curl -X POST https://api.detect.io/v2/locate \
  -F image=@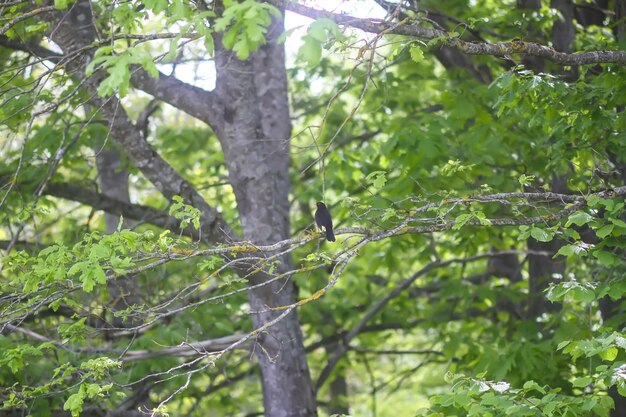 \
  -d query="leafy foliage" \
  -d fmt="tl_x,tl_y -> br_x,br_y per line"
1,0 -> 626,416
